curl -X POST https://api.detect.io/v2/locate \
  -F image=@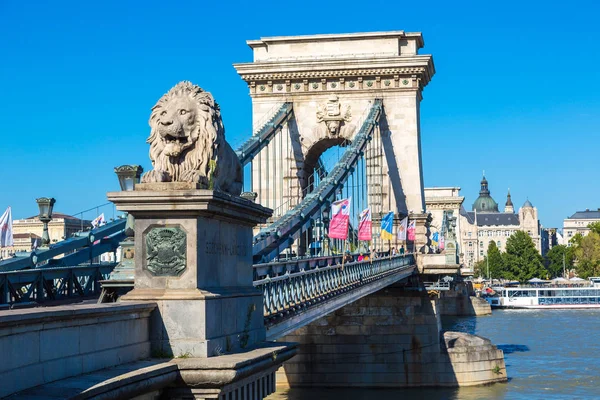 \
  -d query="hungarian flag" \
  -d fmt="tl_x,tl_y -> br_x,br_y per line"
380,211 -> 394,241
397,217 -> 408,240
357,207 -> 372,241
407,220 -> 416,241
328,198 -> 351,240
0,206 -> 13,247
